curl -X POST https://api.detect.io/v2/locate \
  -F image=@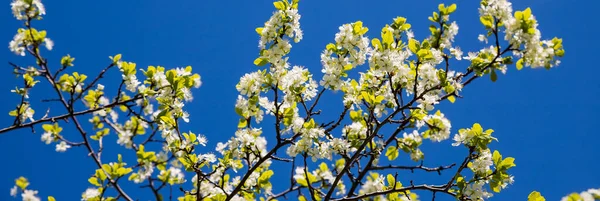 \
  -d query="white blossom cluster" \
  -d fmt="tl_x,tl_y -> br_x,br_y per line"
464,181 -> 493,200
320,22 -> 370,91
9,0 -> 53,56
561,188 -> 600,201
479,0 -> 563,69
